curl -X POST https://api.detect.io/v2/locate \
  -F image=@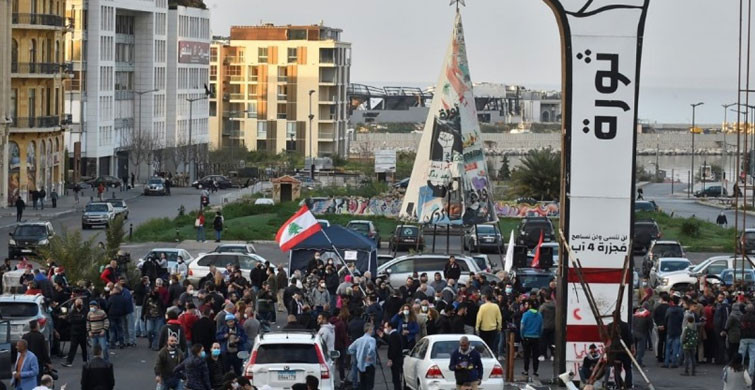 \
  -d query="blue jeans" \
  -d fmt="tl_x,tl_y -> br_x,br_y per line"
664,335 -> 681,366
134,306 -> 145,337
196,226 -> 205,242
160,377 -> 184,390
109,316 -> 125,346
91,334 -> 110,361
350,358 -> 360,386
126,311 -> 136,344
215,229 -> 221,241
739,338 -> 755,377
146,317 -> 165,350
